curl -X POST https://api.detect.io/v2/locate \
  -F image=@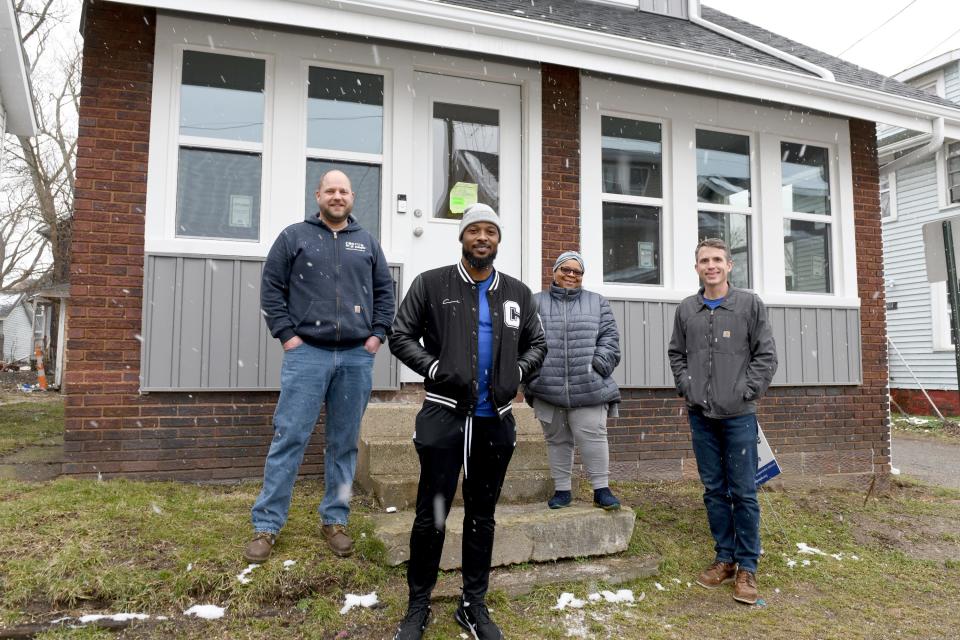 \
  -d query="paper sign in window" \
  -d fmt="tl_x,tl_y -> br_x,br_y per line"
229,195 -> 253,228
637,241 -> 655,269
449,182 -> 478,215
